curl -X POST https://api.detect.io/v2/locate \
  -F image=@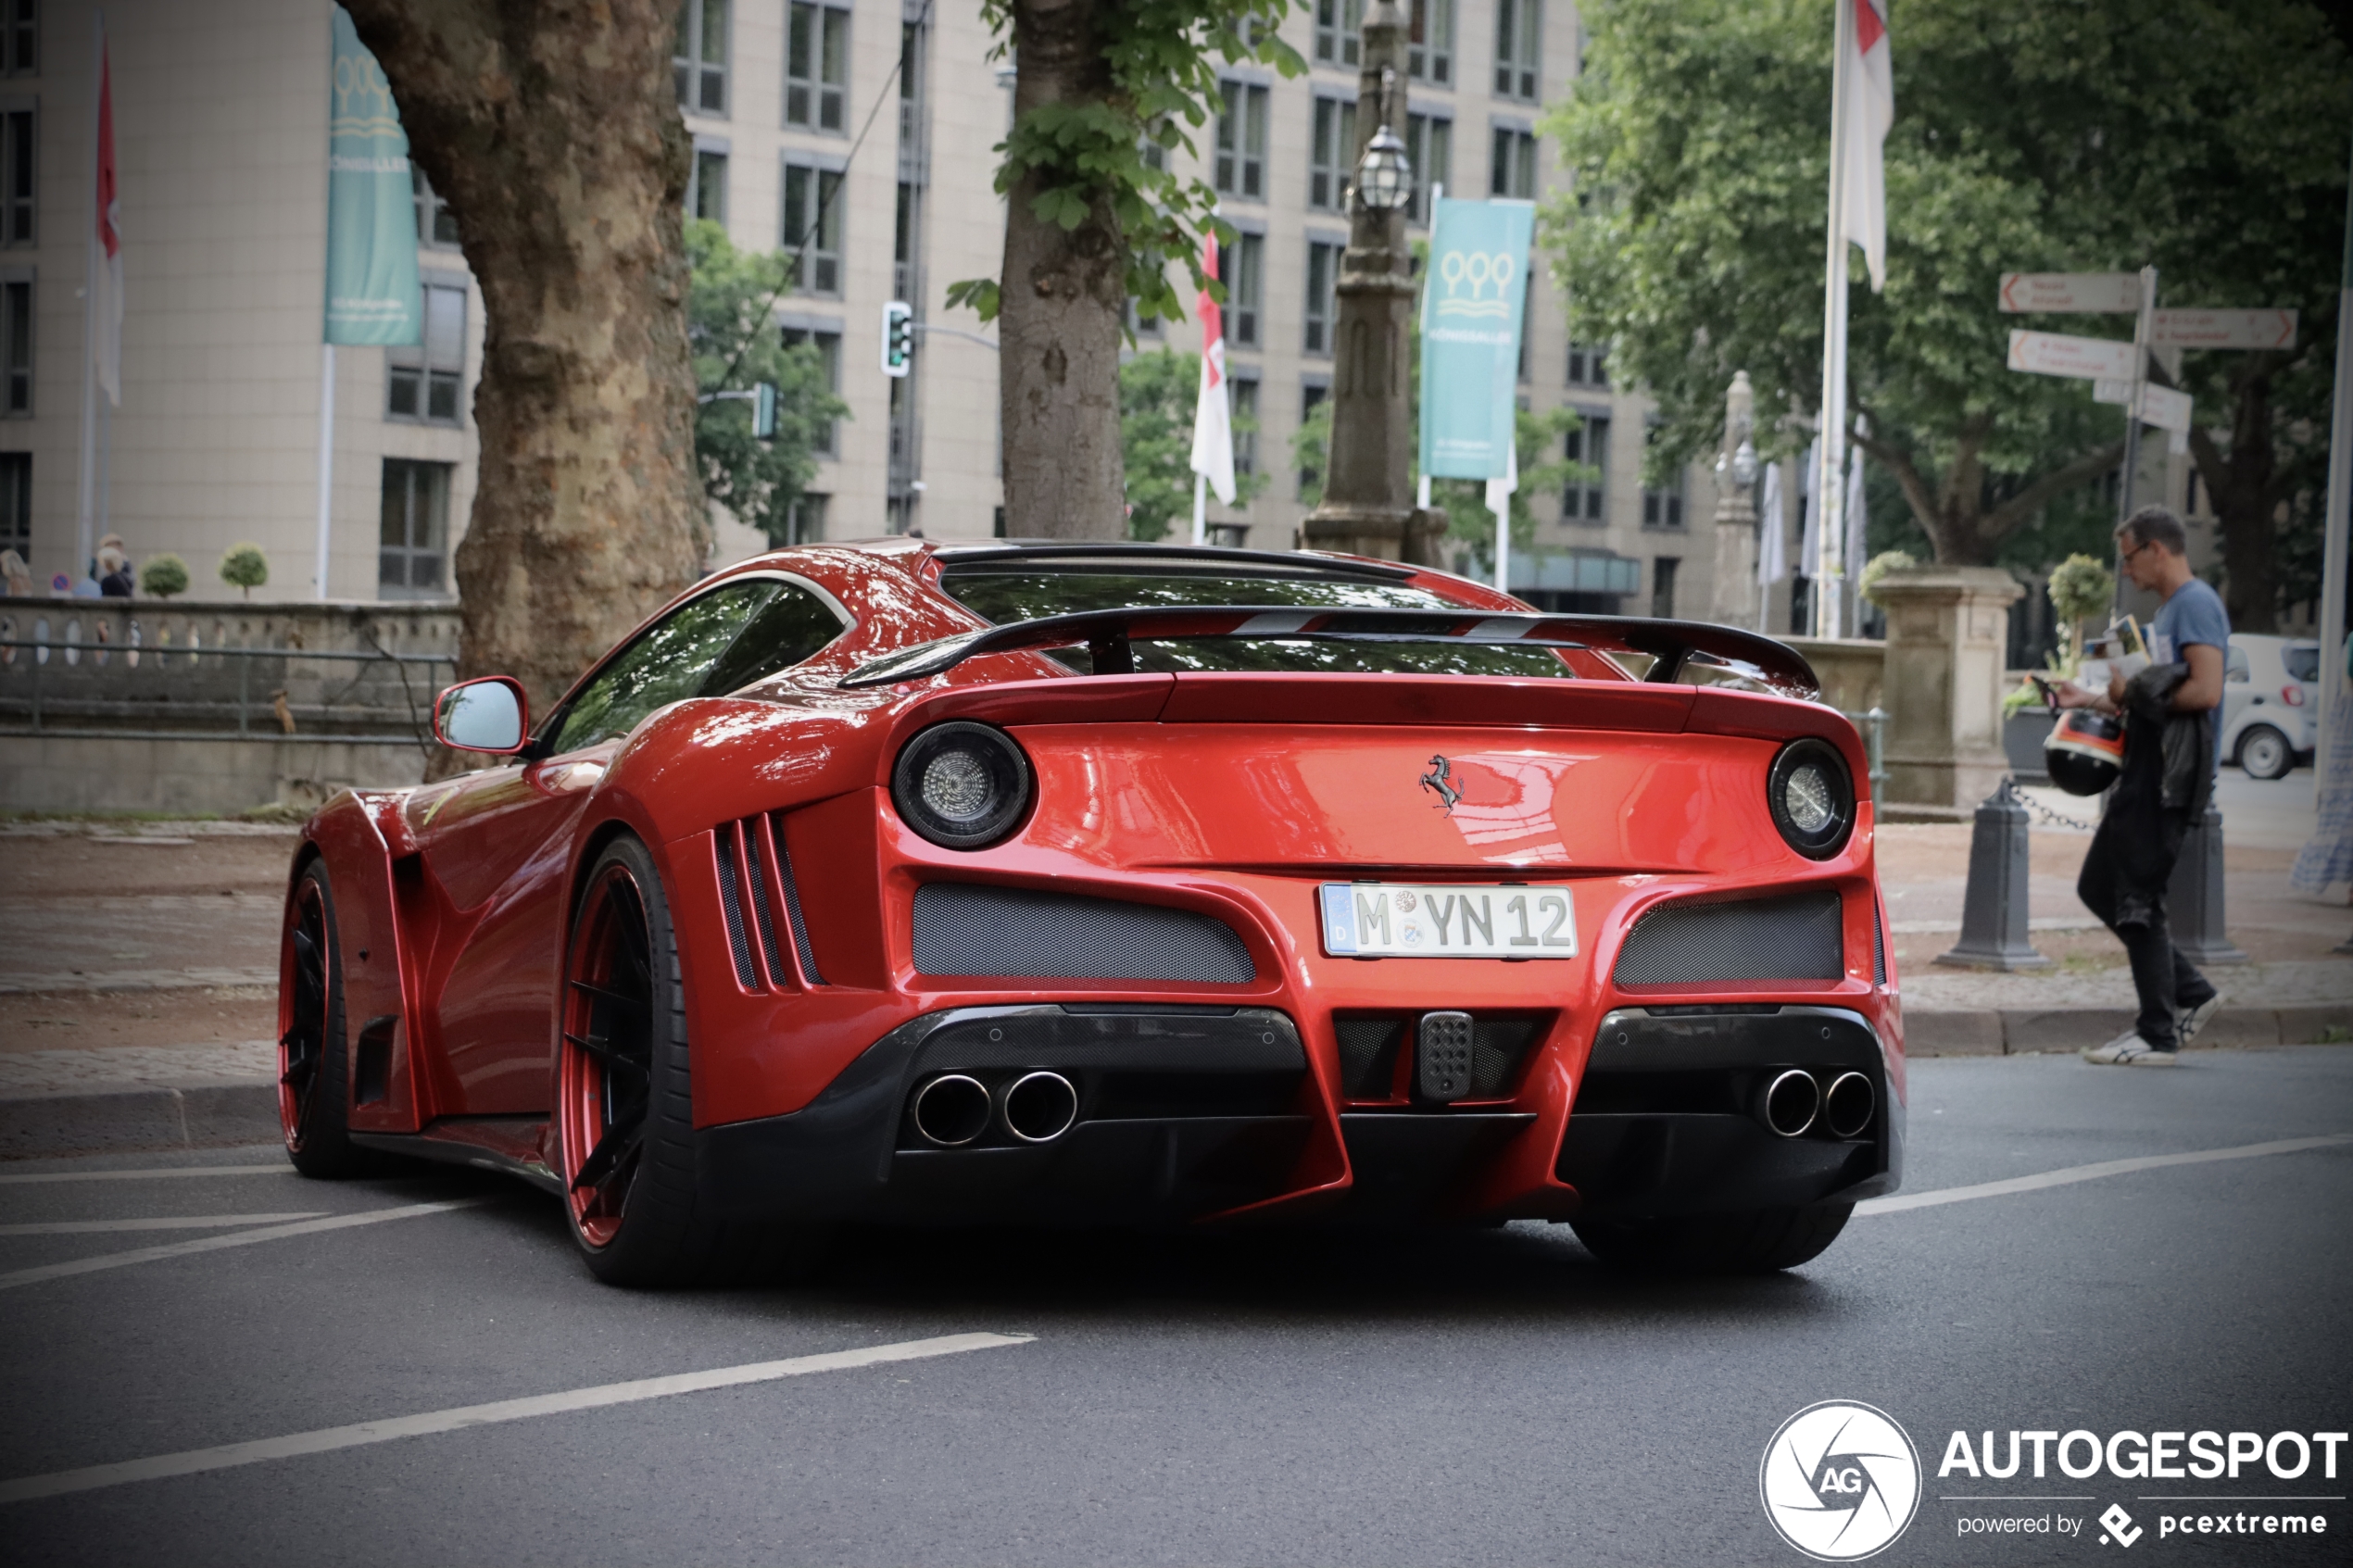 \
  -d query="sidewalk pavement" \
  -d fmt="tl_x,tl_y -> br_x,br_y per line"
4,807 -> 2349,1159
